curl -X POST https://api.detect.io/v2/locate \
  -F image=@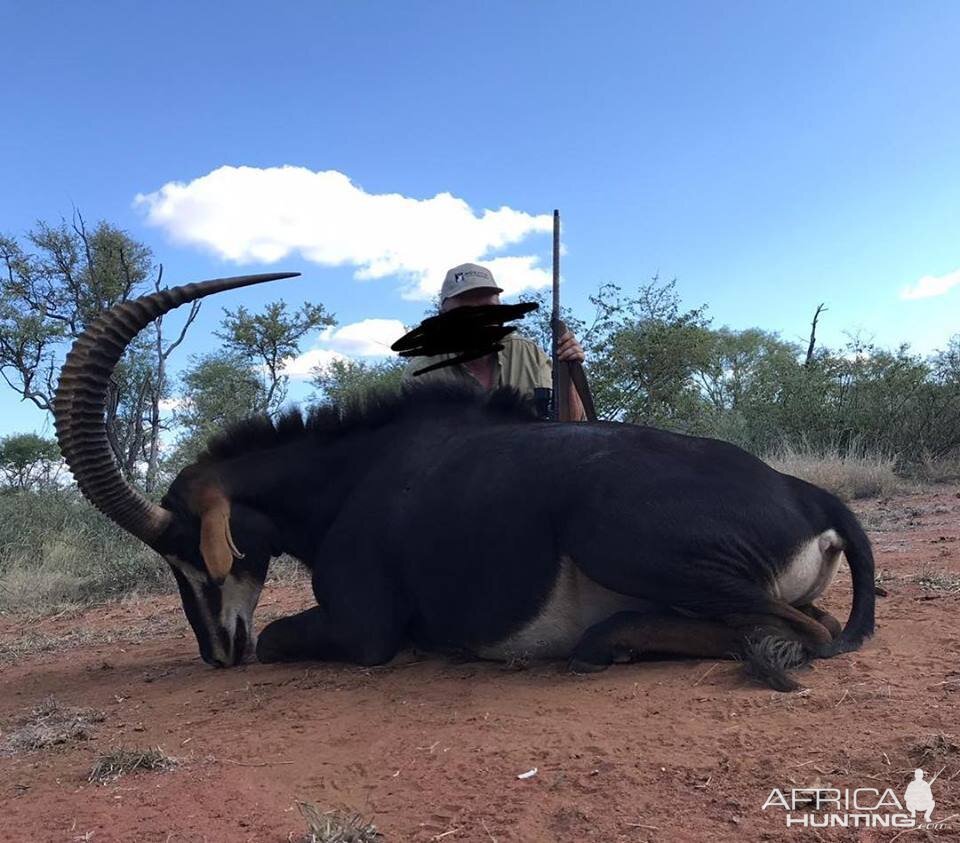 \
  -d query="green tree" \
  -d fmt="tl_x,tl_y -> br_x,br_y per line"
933,334 -> 960,385
0,216 -> 153,408
693,328 -> 800,413
583,277 -> 714,426
216,301 -> 334,414
925,334 -> 960,459
687,328 -> 822,449
168,351 -> 267,469
819,339 -> 960,462
0,433 -> 61,491
311,357 -> 405,408
0,214 -> 199,490
490,278 -> 960,464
